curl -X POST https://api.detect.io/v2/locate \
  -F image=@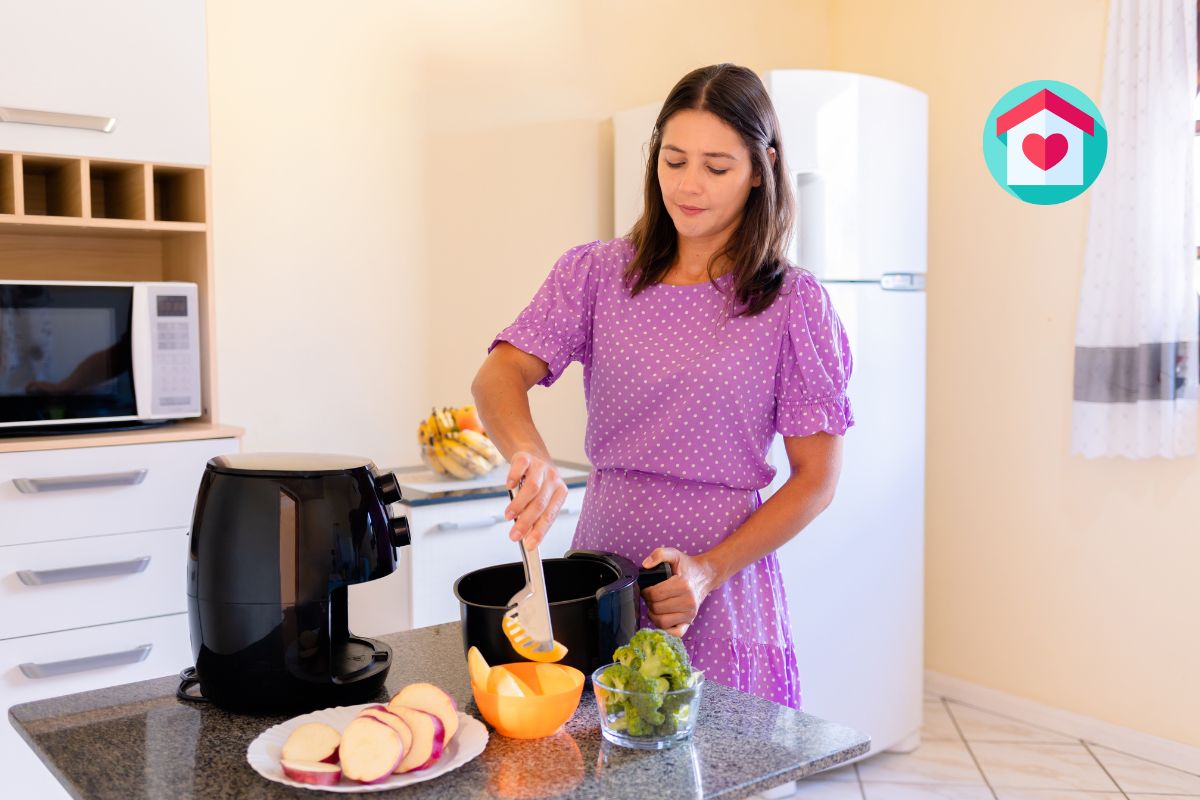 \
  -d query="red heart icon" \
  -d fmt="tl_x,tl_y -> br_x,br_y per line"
1021,133 -> 1068,170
